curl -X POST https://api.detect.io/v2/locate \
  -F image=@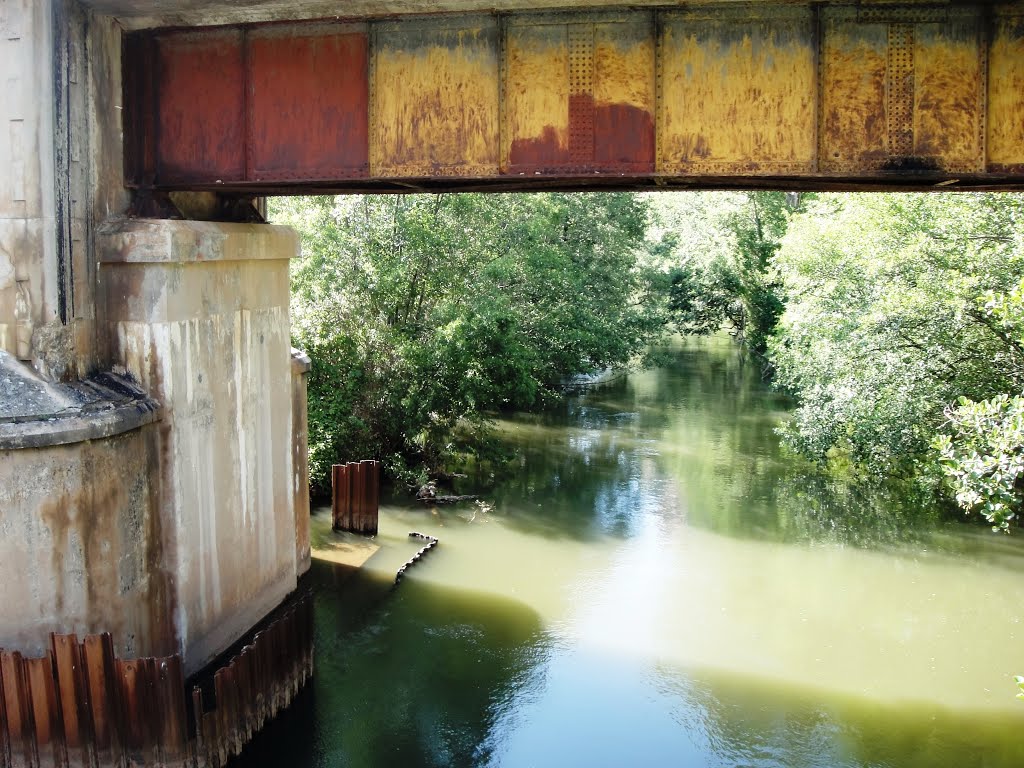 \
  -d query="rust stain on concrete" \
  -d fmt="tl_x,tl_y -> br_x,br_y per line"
31,428 -> 175,660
